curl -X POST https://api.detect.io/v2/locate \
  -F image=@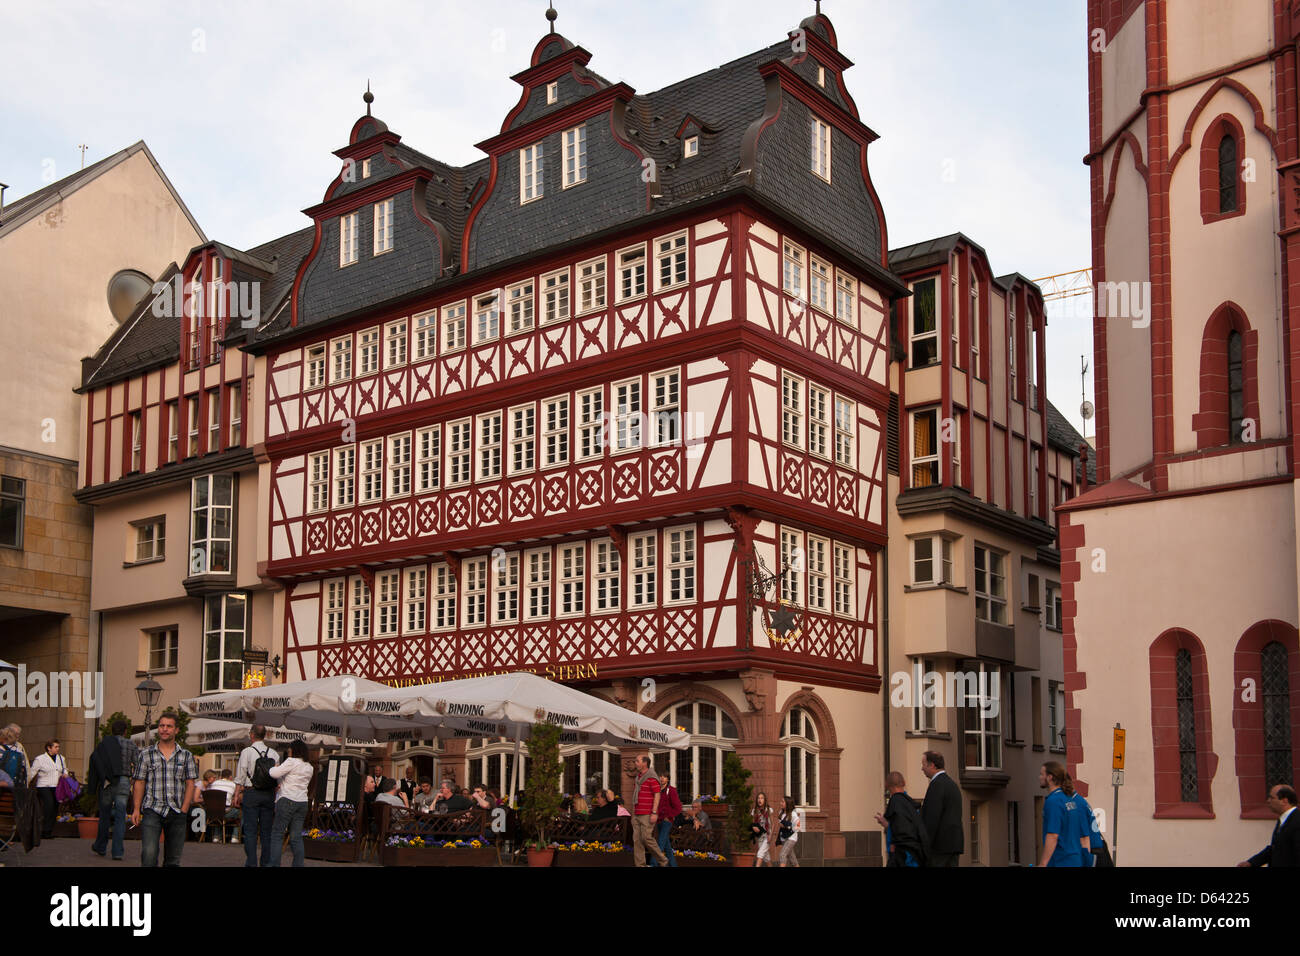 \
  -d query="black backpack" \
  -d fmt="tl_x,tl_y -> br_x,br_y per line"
250,744 -> 278,791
